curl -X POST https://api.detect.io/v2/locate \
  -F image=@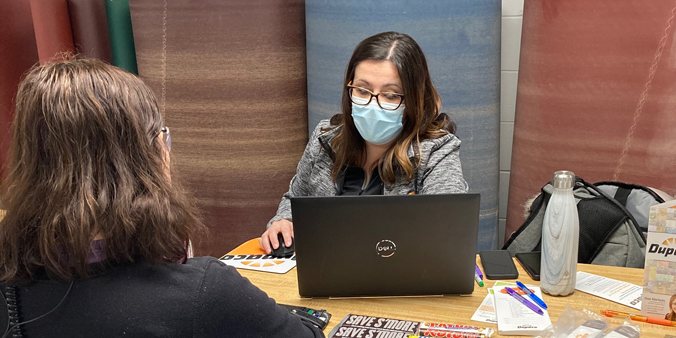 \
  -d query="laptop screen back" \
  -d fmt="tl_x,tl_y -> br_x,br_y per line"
291,194 -> 480,298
